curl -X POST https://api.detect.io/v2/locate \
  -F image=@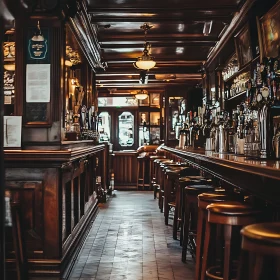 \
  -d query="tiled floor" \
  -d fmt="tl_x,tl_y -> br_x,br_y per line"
69,191 -> 195,280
